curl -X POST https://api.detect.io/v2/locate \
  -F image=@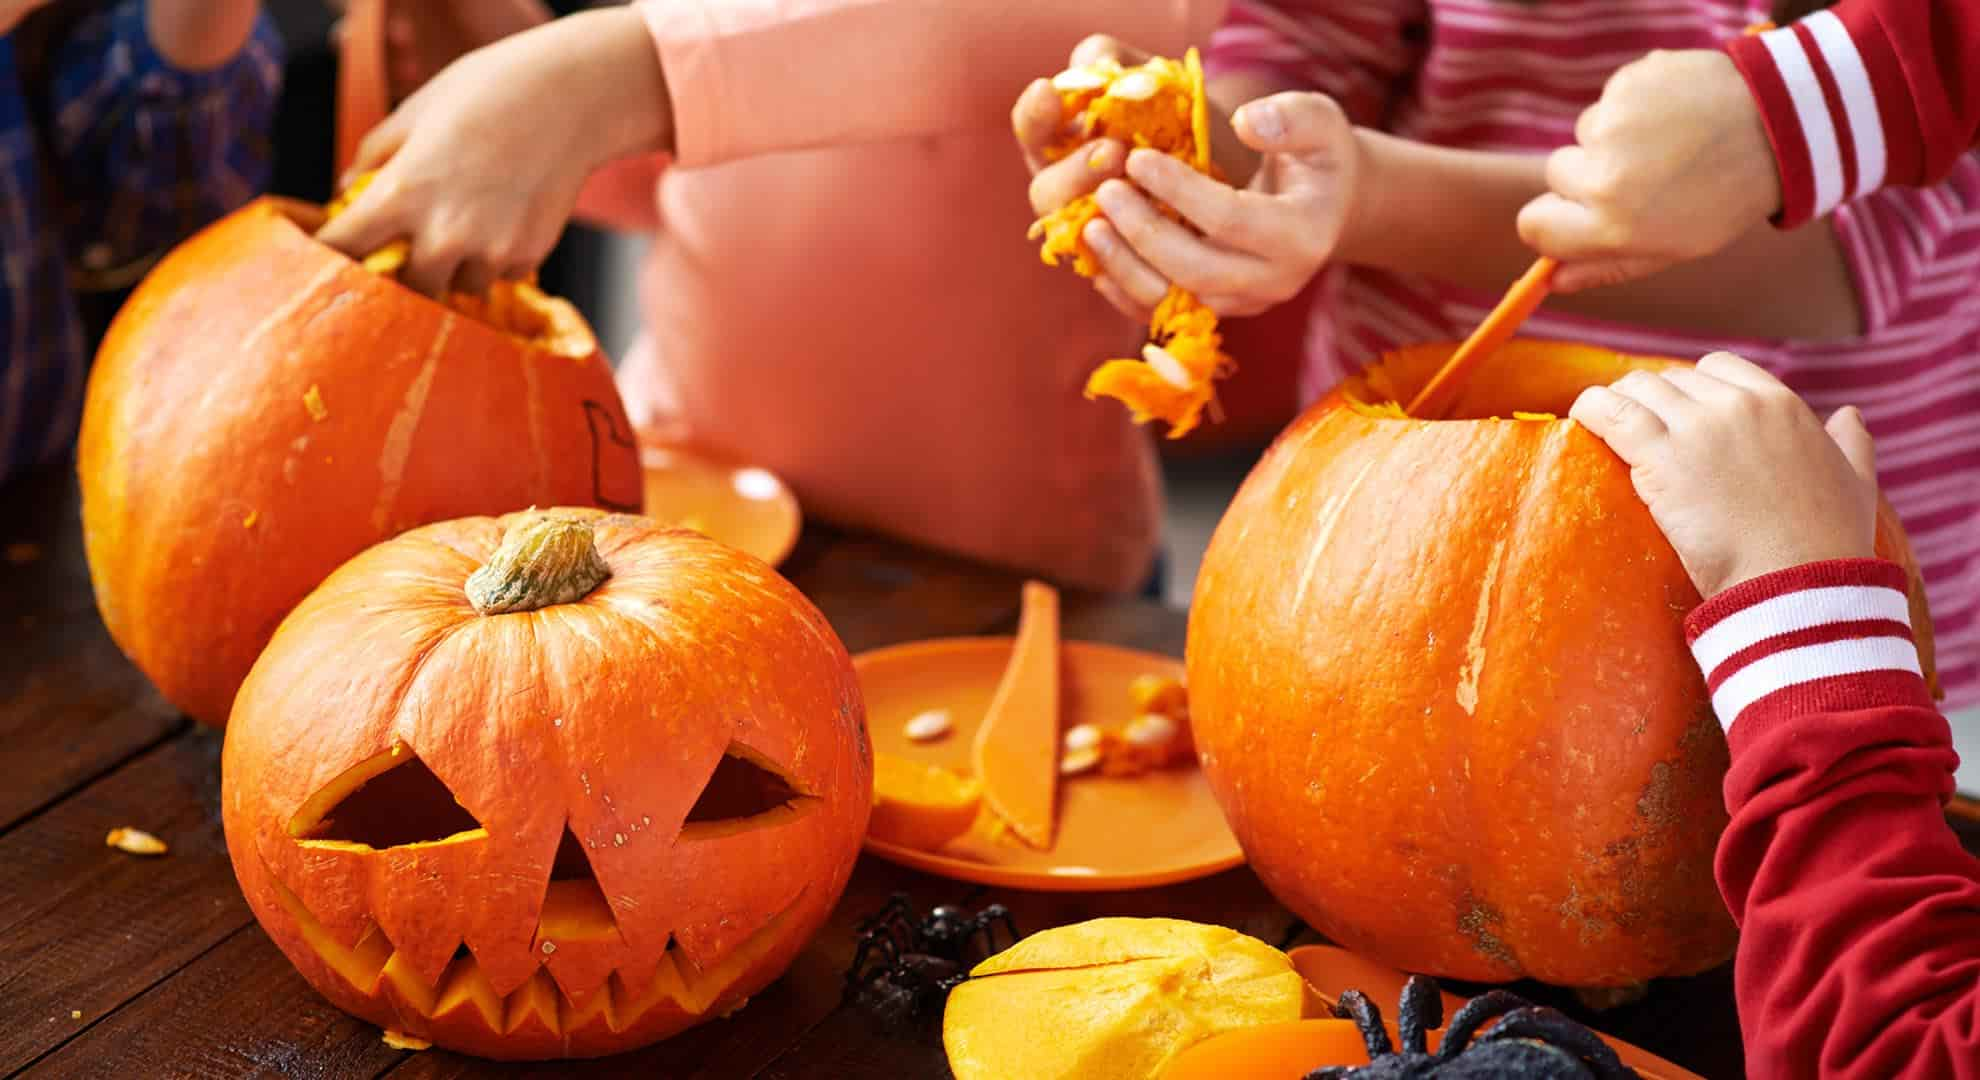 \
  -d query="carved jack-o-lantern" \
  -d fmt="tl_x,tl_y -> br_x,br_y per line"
221,509 -> 872,1059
